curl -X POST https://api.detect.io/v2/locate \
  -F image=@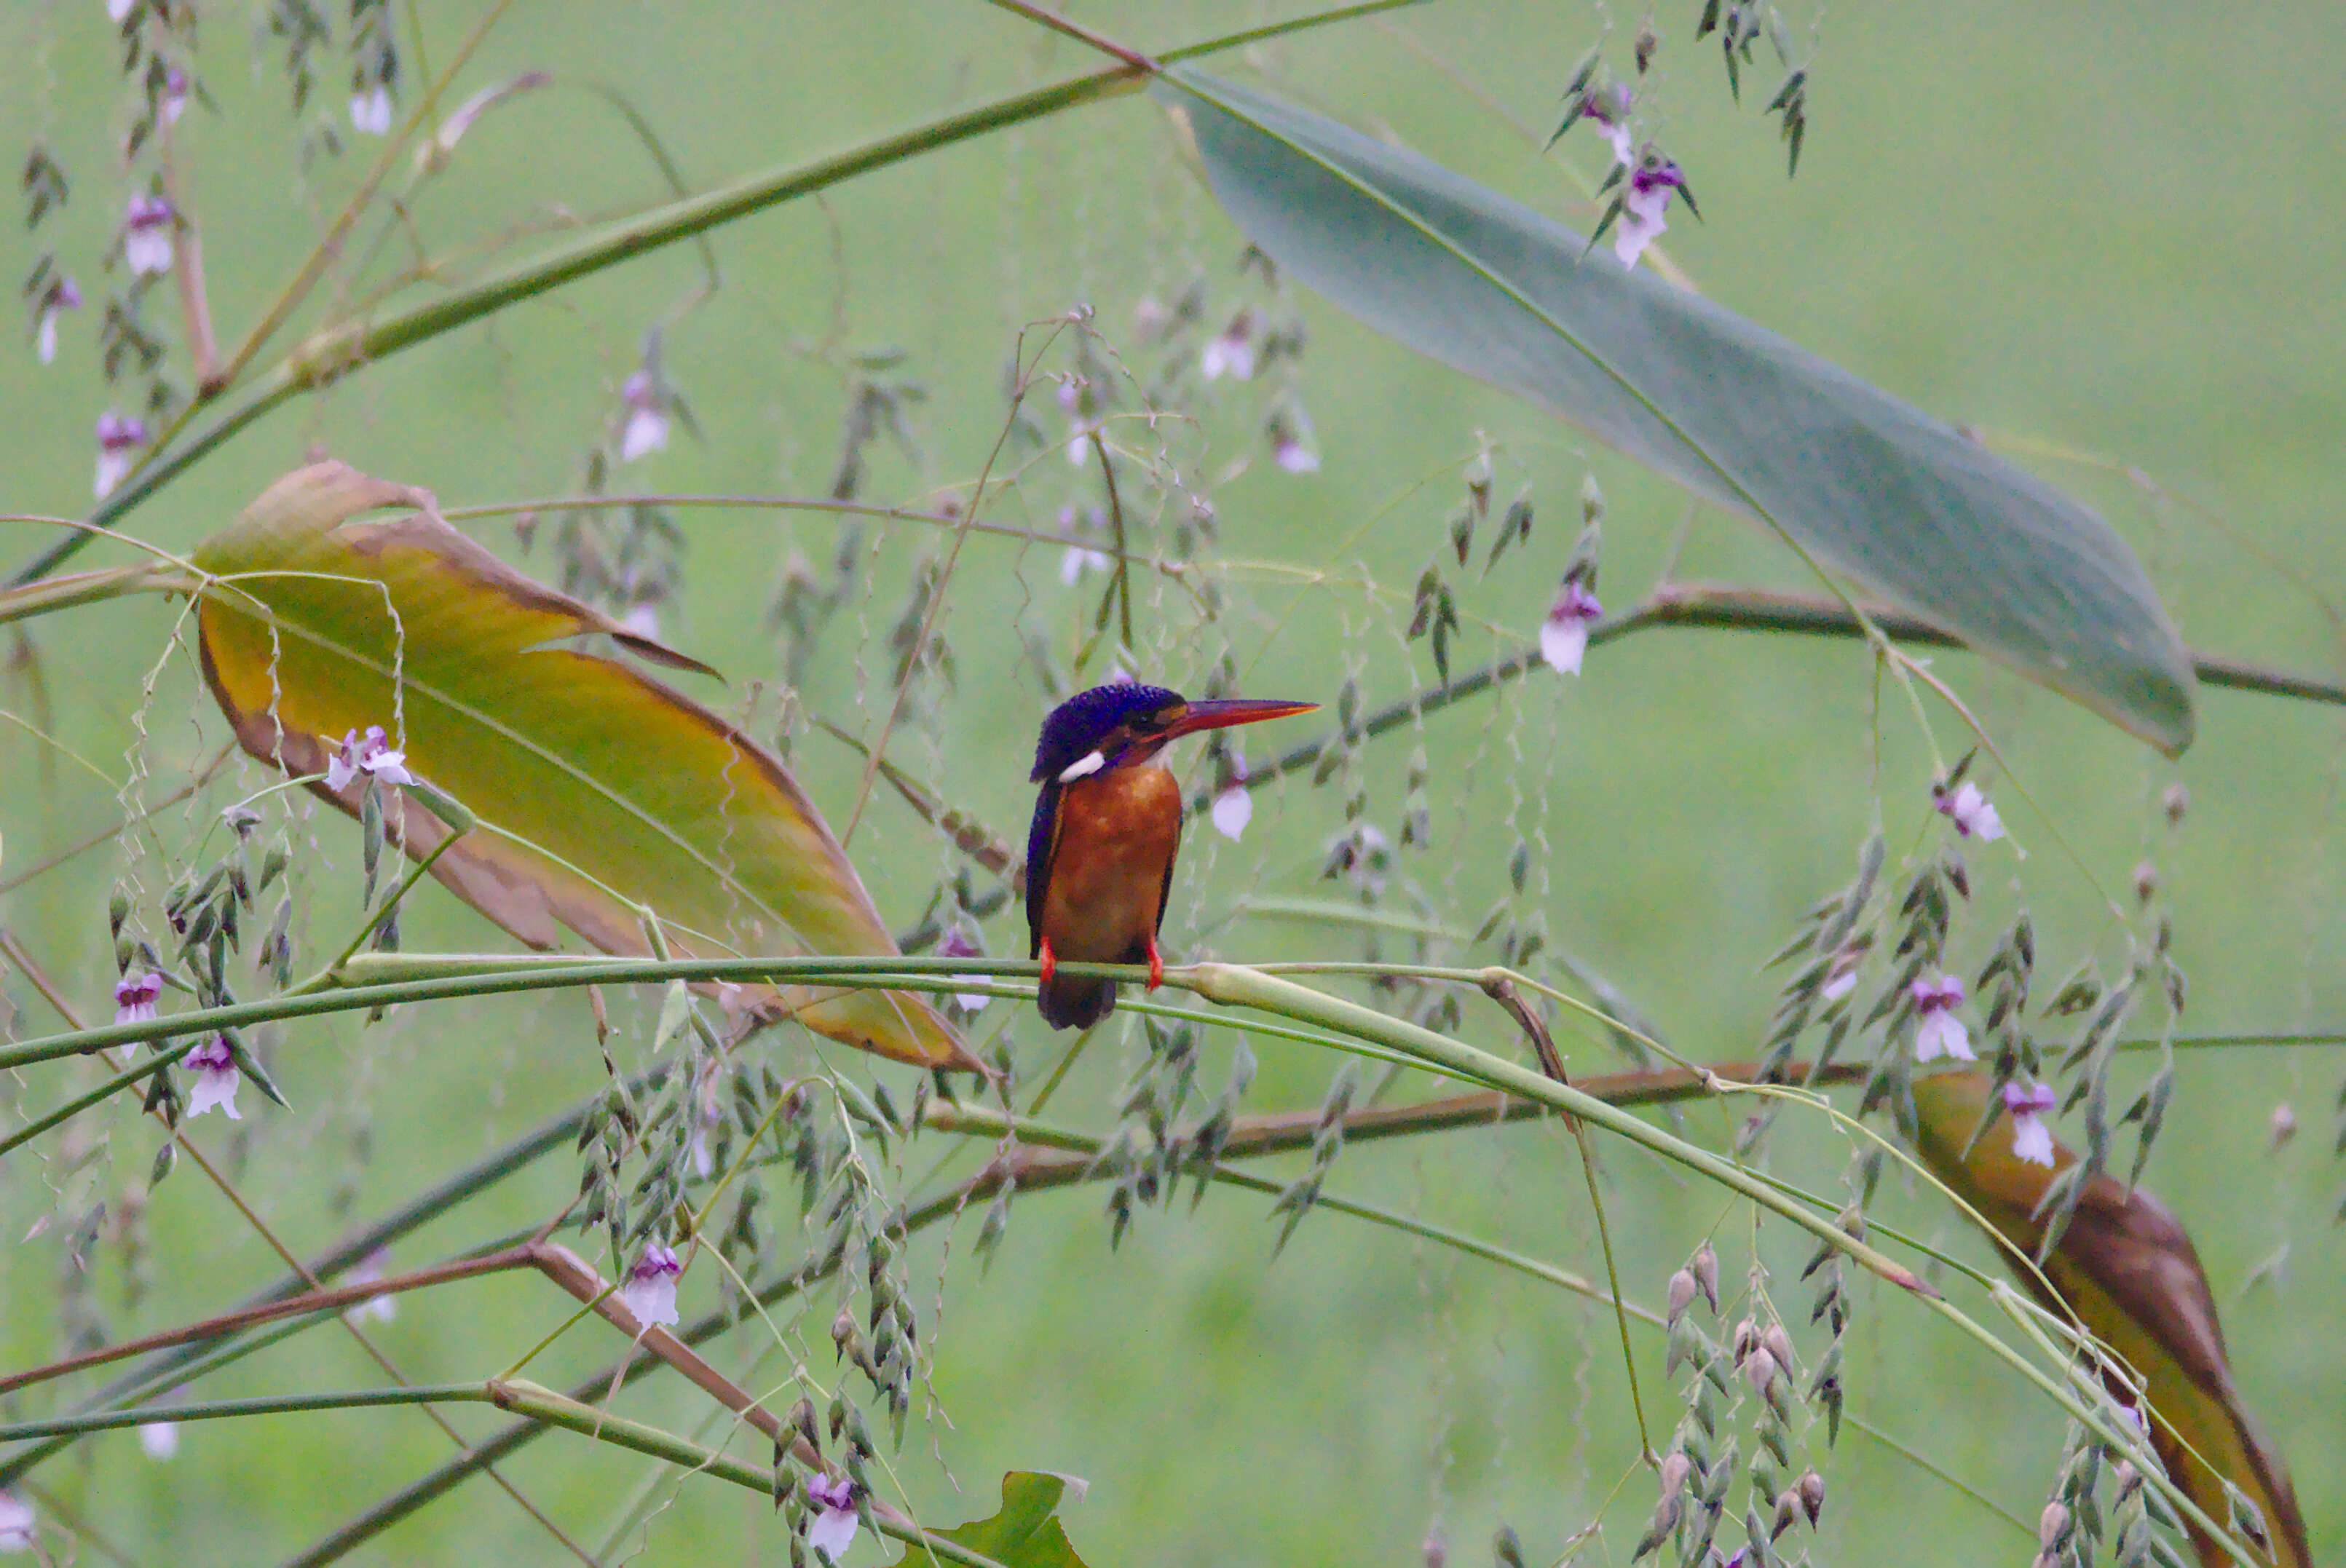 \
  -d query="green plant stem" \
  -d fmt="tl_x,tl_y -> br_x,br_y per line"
0,1083 -> 624,1491
14,951 -> 2334,1074
481,1380 -> 1011,1568
0,1036 -> 202,1159
0,1384 -> 487,1442
1204,587 -> 2346,817
6,1 -> 1418,589
1176,962 -> 2262,1568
